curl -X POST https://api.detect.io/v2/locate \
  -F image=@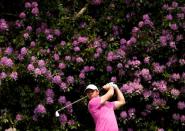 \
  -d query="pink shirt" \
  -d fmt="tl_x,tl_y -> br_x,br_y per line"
88,96 -> 118,131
